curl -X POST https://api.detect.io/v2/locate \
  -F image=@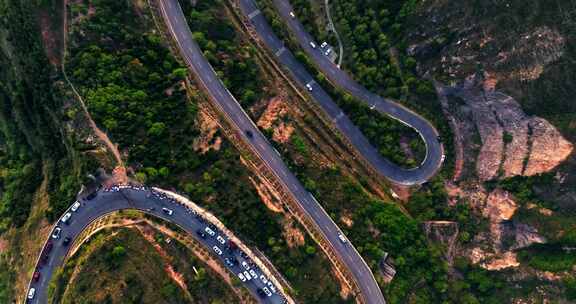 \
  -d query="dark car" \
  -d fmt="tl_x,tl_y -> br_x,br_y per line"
256,288 -> 266,298
86,191 -> 98,200
39,255 -> 49,267
196,229 -> 207,239
62,237 -> 72,246
245,130 -> 253,138
32,271 -> 40,282
226,241 -> 238,252
44,242 -> 53,254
